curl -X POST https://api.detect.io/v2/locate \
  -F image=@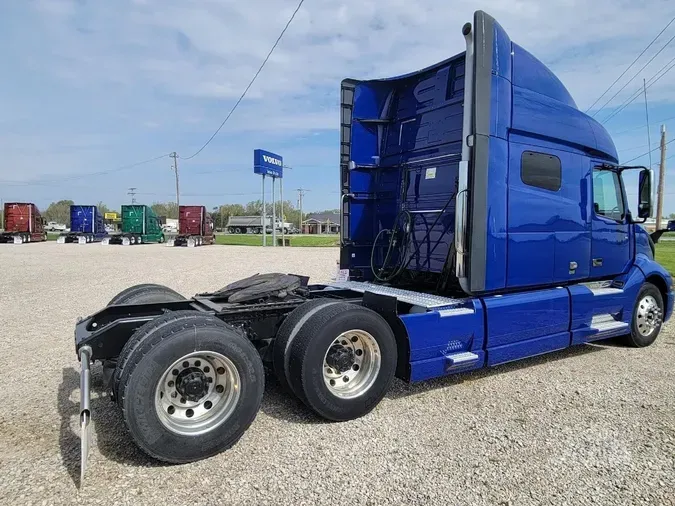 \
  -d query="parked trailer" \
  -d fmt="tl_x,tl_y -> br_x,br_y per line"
169,205 -> 215,247
102,205 -> 165,245
74,11 -> 673,479
0,202 -> 47,244
57,205 -> 108,244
